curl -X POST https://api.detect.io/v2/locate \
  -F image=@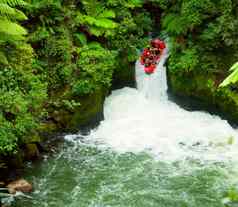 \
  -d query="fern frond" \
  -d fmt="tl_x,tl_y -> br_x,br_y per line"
89,27 -> 103,37
0,31 -> 25,41
162,13 -> 187,35
14,9 -> 27,20
98,10 -> 116,19
0,3 -> 27,20
0,3 -> 15,16
74,33 -> 87,45
0,50 -> 8,64
0,0 -> 26,7
0,18 -> 27,36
